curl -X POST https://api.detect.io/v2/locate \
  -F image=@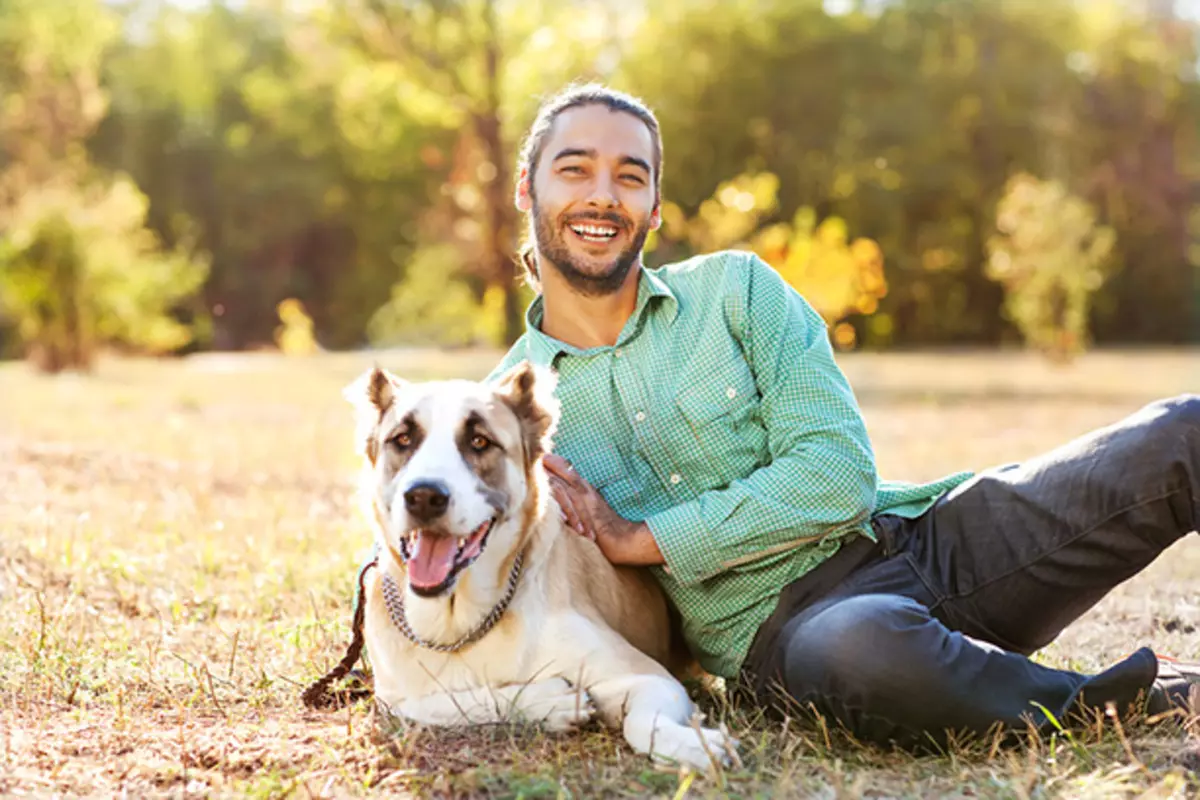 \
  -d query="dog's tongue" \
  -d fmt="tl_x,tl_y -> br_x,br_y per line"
408,531 -> 458,591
